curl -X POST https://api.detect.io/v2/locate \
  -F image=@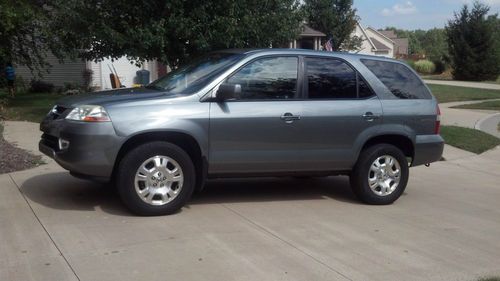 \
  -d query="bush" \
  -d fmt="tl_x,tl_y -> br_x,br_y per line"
414,60 -> 436,74
82,68 -> 93,90
405,60 -> 416,70
433,60 -> 447,74
29,80 -> 54,93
